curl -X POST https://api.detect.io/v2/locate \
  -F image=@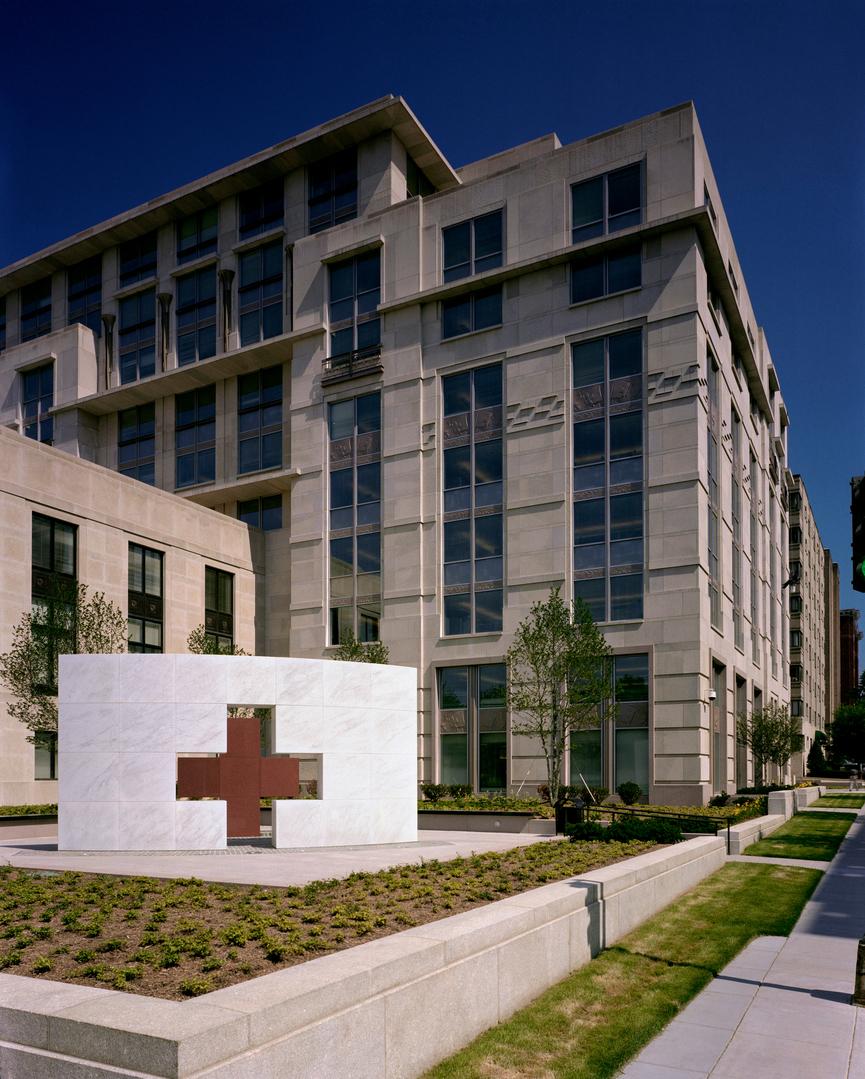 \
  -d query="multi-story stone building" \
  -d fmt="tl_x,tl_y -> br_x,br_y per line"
840,609 -> 861,705
0,96 -> 793,806
786,474 -> 835,773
